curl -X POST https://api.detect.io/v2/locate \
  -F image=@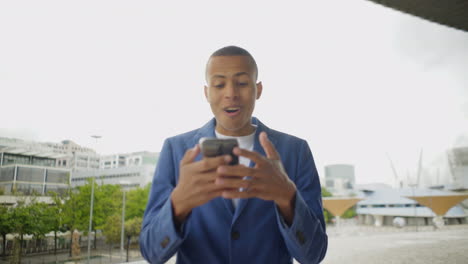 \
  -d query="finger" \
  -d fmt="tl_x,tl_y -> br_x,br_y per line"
217,164 -> 255,178
215,176 -> 253,190
259,132 -> 280,160
232,147 -> 266,166
191,171 -> 220,183
194,155 -> 232,172
221,188 -> 257,199
180,144 -> 200,166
